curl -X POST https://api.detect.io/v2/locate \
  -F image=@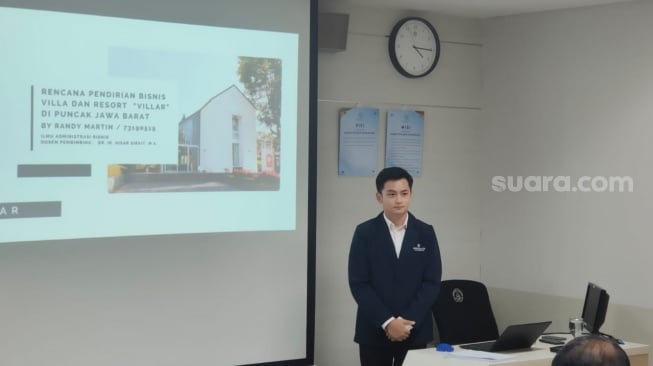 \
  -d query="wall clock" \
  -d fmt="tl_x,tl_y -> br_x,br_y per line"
388,17 -> 440,78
